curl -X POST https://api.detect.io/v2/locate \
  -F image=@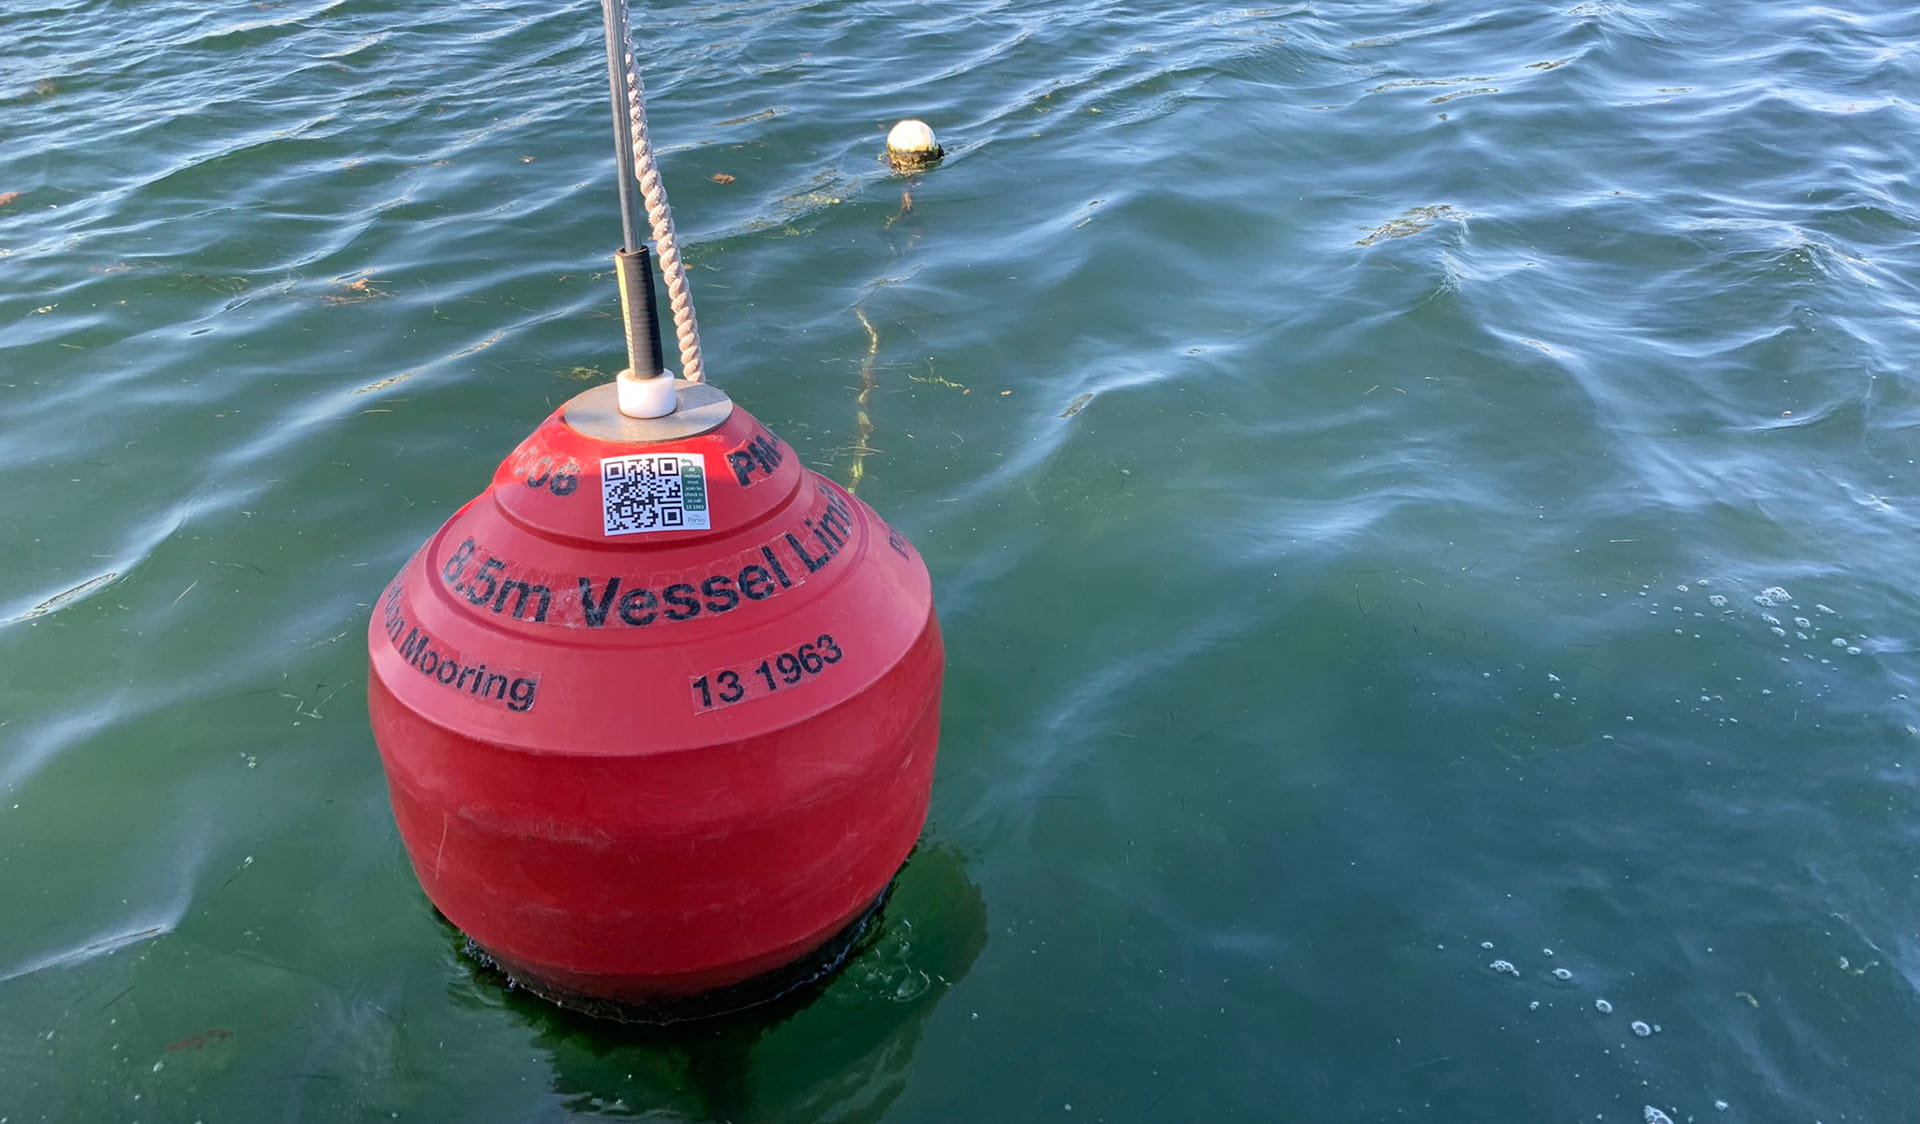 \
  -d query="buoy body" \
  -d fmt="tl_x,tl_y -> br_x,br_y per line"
367,381 -> 942,1018
885,118 -> 944,173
